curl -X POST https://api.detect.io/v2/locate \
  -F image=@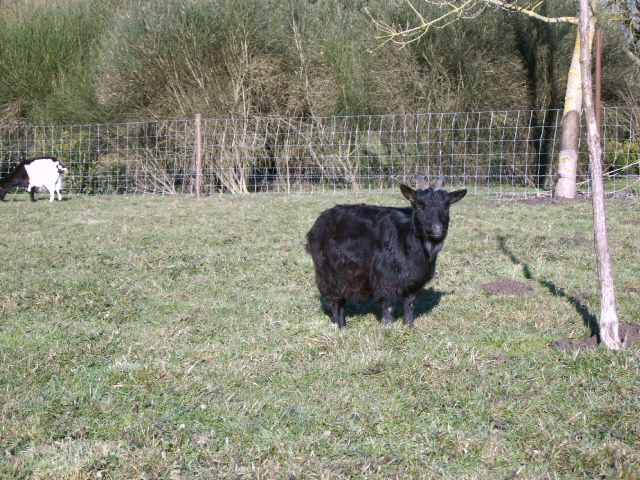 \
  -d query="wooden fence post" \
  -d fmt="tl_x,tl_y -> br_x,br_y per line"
195,113 -> 202,199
